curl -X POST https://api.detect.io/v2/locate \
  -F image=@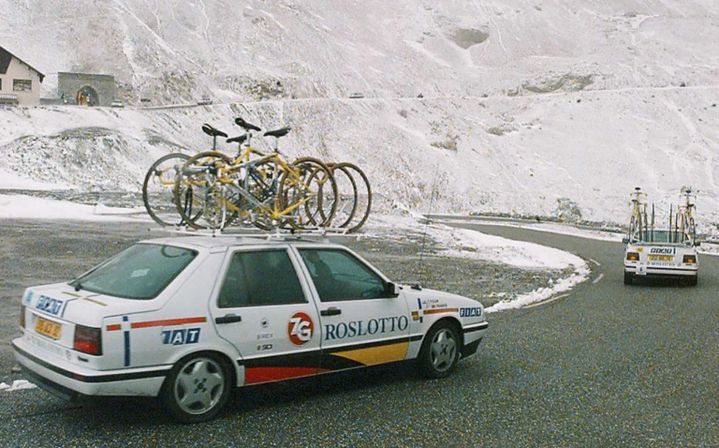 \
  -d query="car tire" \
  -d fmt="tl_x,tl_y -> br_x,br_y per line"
623,272 -> 633,285
686,276 -> 698,287
161,353 -> 232,423
418,321 -> 461,379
